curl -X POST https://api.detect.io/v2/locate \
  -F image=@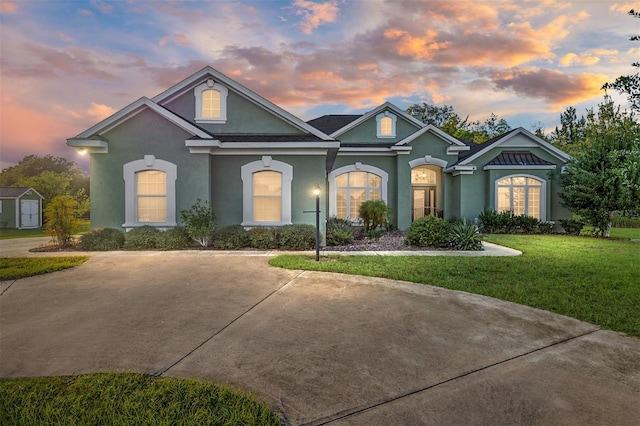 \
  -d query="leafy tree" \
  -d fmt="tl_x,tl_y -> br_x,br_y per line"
559,97 -> 640,236
602,9 -> 639,112
0,155 -> 89,204
358,200 -> 390,232
44,195 -> 82,248
549,106 -> 589,155
406,103 -> 511,142
180,199 -> 216,247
